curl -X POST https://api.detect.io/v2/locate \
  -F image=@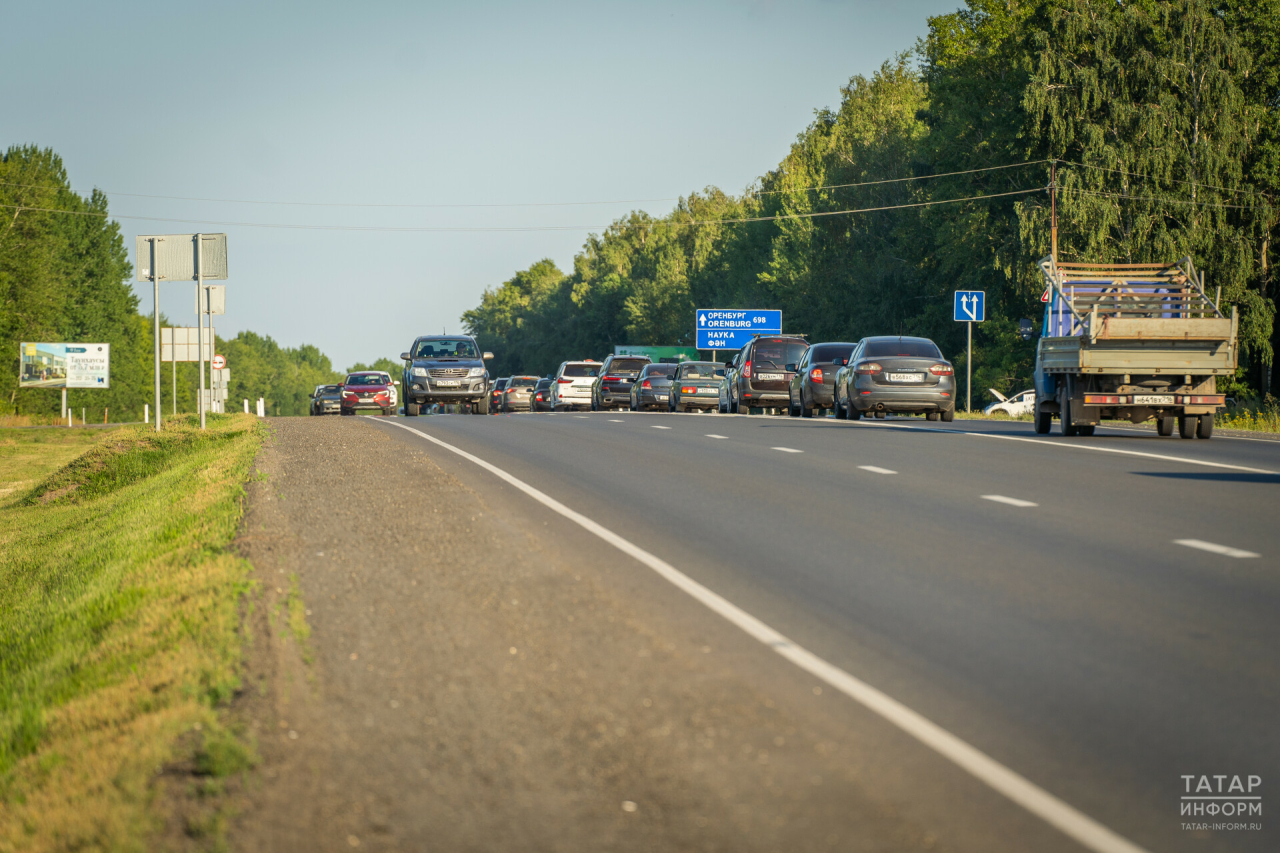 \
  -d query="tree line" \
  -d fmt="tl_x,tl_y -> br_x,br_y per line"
463,0 -> 1279,401
0,146 -> 357,420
